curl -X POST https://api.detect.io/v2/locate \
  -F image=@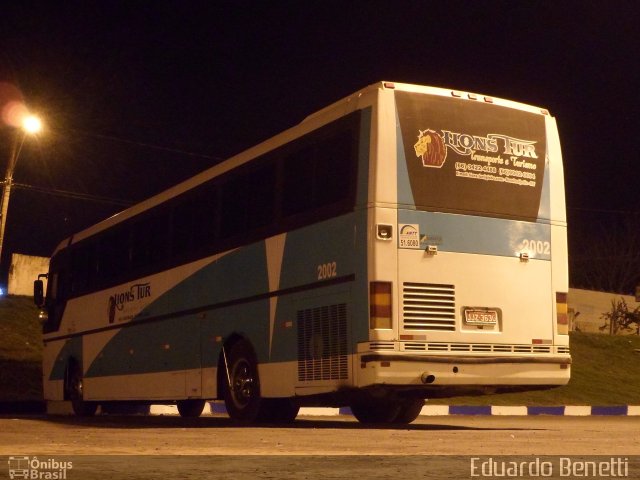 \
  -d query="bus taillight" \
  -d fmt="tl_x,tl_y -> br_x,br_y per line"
556,292 -> 569,335
370,281 -> 392,329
